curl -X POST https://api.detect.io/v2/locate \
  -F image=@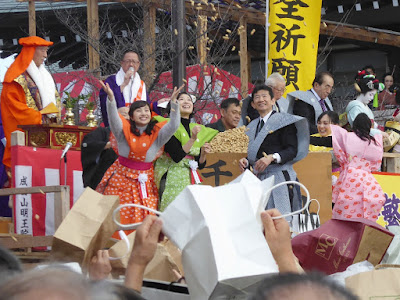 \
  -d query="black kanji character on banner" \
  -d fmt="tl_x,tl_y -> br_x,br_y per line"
20,197 -> 29,207
272,24 -> 305,55
271,58 -> 301,90
19,175 -> 28,186
21,218 -> 29,229
20,208 -> 29,218
202,160 -> 233,186
274,0 -> 309,21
